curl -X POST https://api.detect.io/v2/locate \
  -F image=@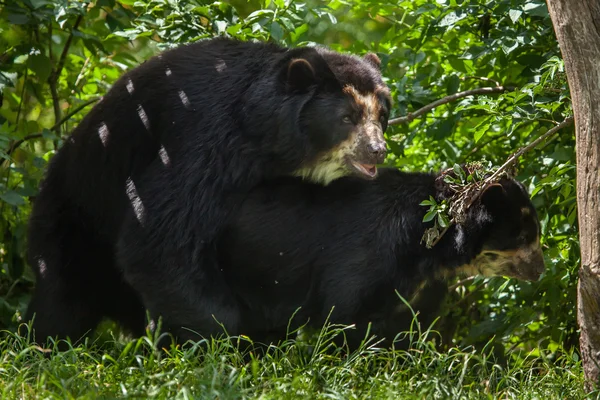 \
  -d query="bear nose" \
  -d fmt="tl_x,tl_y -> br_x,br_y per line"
369,142 -> 387,163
